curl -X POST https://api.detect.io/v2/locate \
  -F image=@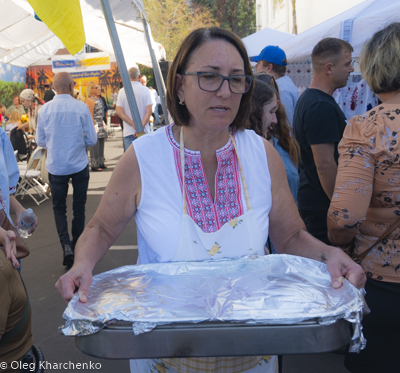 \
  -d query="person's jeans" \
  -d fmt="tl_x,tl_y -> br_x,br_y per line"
153,105 -> 159,125
48,165 -> 90,248
123,135 -> 137,152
